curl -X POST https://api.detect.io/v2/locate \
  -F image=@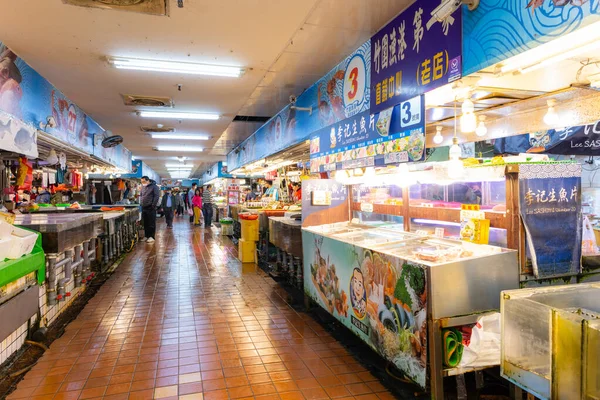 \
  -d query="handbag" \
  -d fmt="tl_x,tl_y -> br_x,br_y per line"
187,208 -> 193,216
